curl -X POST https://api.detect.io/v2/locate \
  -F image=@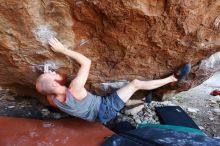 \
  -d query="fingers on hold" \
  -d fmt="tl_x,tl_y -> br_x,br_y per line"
54,38 -> 59,42
49,37 -> 55,43
48,40 -> 53,44
48,38 -> 54,43
48,38 -> 62,49
48,41 -> 54,46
